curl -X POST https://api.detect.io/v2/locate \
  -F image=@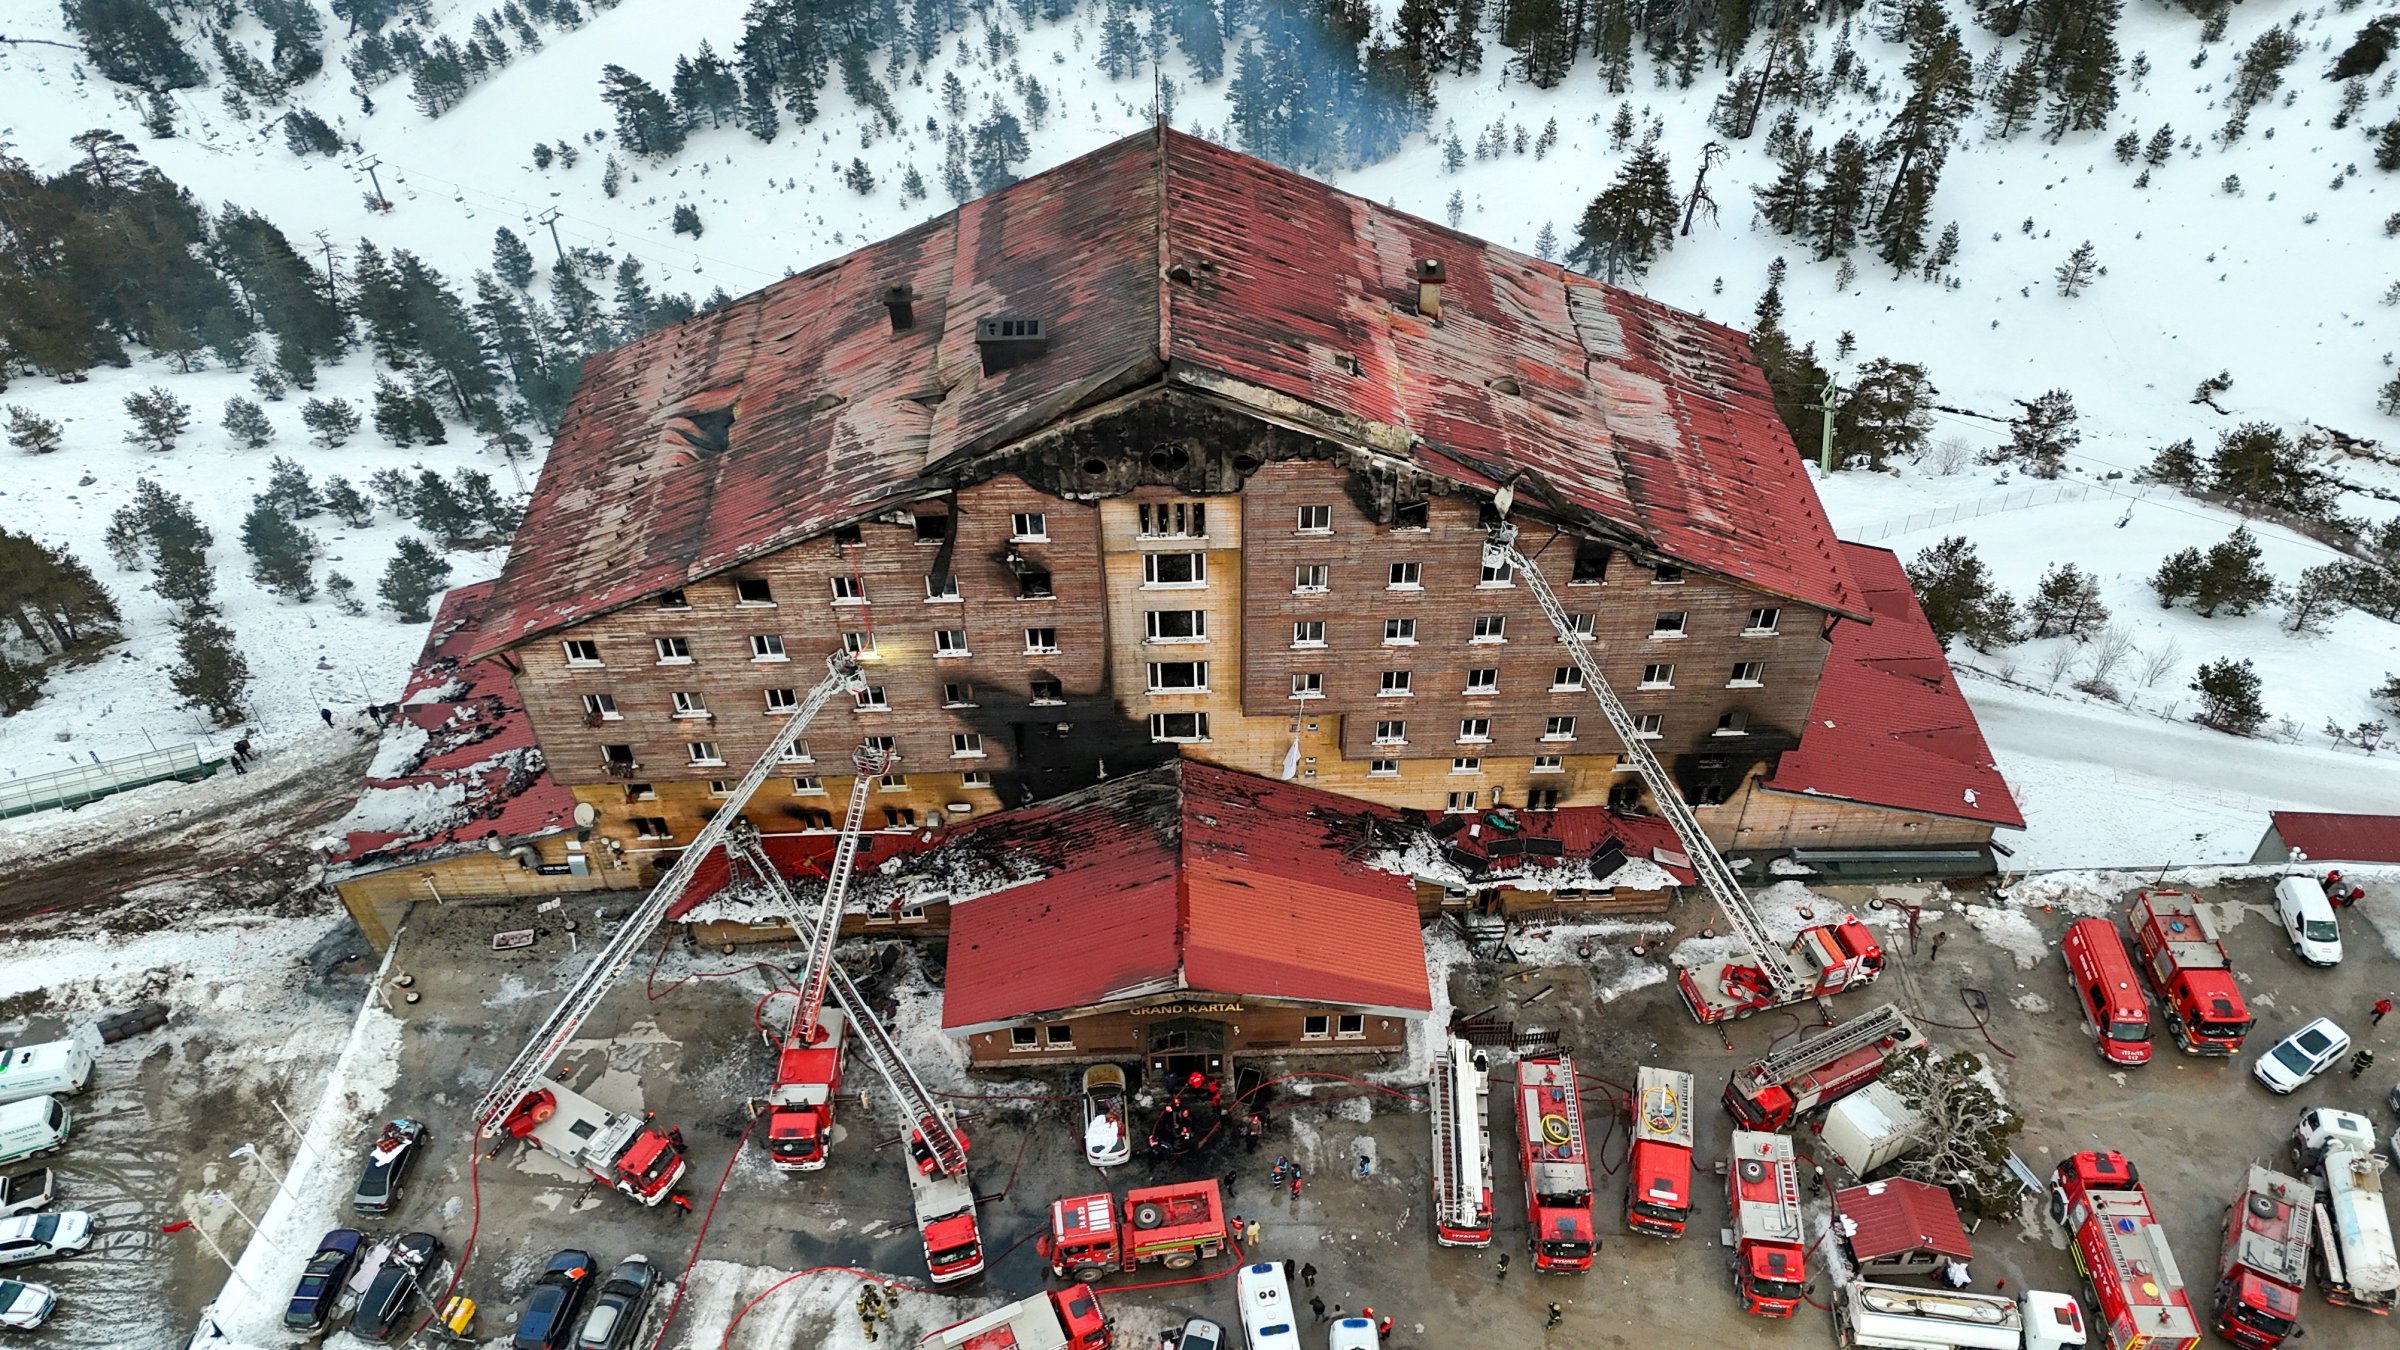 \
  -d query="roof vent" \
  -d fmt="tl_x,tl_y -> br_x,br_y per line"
882,284 -> 916,332
1415,258 -> 1446,322
976,316 -> 1048,375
